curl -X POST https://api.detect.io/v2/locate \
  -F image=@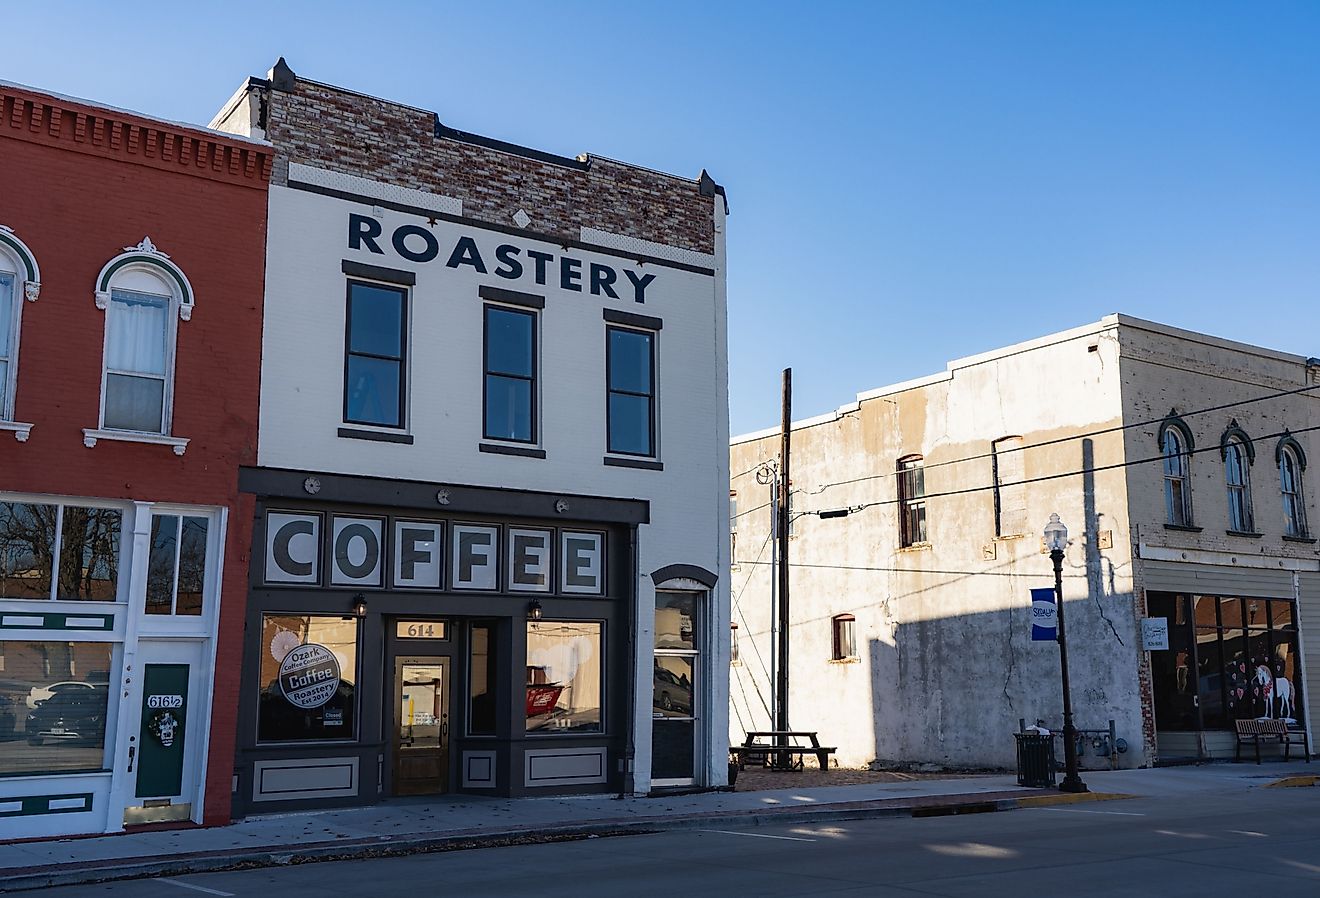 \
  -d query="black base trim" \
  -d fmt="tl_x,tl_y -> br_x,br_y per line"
604,456 -> 663,471
479,443 -> 547,459
338,427 -> 415,444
